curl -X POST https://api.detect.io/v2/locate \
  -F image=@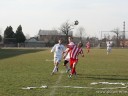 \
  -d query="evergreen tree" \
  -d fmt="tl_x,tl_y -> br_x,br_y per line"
15,25 -> 26,43
0,35 -> 2,42
4,26 -> 16,43
4,26 -> 15,38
